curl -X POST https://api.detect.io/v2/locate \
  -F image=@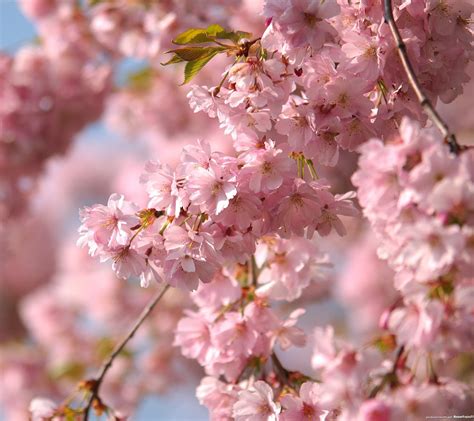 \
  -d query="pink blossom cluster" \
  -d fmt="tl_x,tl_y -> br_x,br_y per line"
193,323 -> 472,421
20,0 -> 242,63
189,0 -> 473,169
264,0 -> 473,103
169,145 -> 473,419
0,44 -> 111,218
78,138 -> 357,291
353,118 -> 474,357
306,325 -> 471,420
3,0 -> 260,221
173,243 -> 327,420
2,0 -> 472,419
176,267 -> 308,381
